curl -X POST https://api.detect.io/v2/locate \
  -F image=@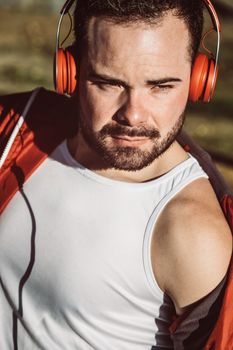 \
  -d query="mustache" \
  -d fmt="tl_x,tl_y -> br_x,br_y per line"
99,124 -> 161,139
